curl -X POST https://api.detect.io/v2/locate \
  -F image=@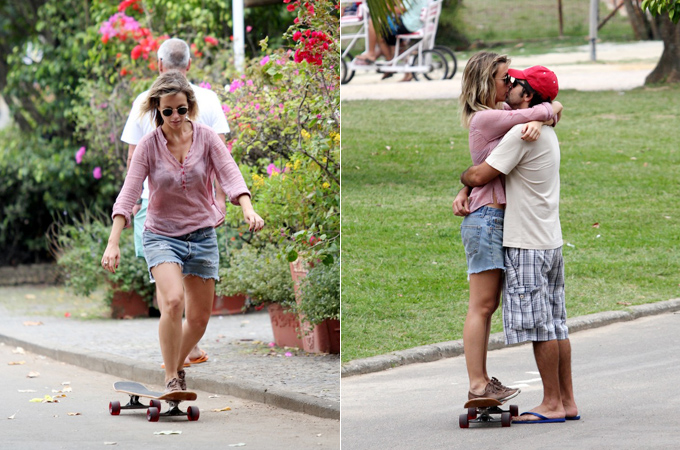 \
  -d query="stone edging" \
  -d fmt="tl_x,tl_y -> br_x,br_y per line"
341,298 -> 680,378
